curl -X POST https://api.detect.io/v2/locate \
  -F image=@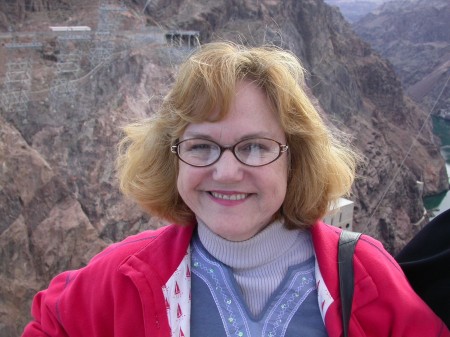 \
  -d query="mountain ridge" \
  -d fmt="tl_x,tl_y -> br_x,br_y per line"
354,0 -> 450,120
